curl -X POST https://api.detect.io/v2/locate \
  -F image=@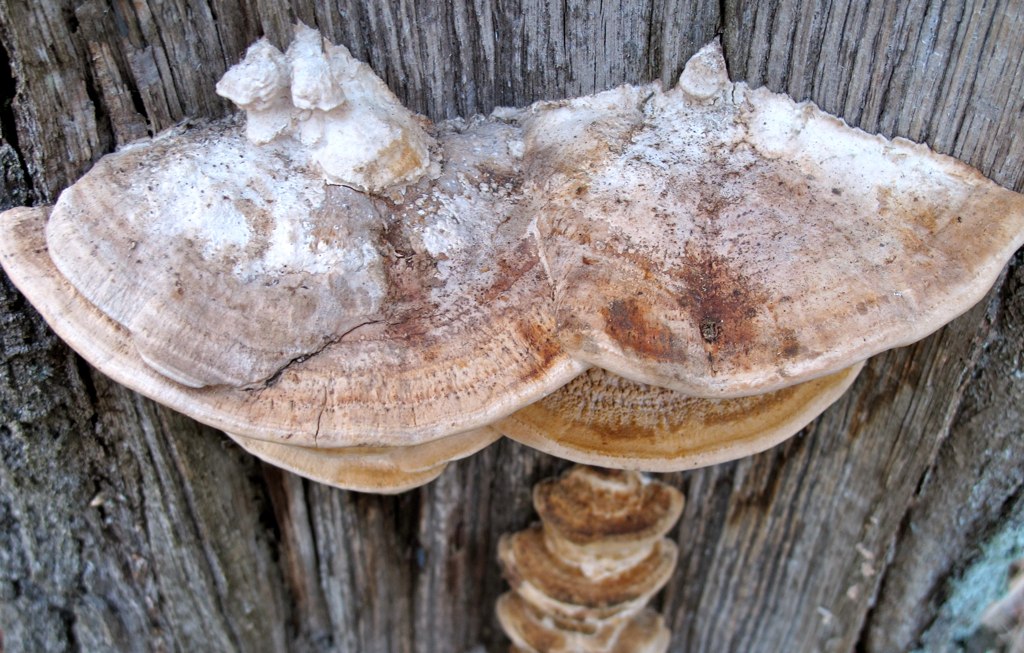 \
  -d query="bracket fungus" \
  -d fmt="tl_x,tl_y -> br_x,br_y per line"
525,41 -> 1024,398
497,465 -> 684,652
6,25 -> 586,450
0,204 -> 499,492
229,426 -> 500,494
496,363 -> 863,471
2,27 -> 1024,491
